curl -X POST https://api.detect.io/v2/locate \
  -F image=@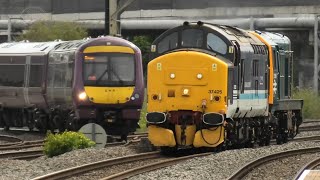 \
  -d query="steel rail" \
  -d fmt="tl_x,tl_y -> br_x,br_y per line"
0,139 -> 44,151
227,147 -> 320,180
299,126 -> 320,132
101,152 -> 212,180
302,120 -> 320,124
293,157 -> 320,180
0,149 -> 43,159
292,135 -> 320,142
31,151 -> 162,180
0,135 -> 23,143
